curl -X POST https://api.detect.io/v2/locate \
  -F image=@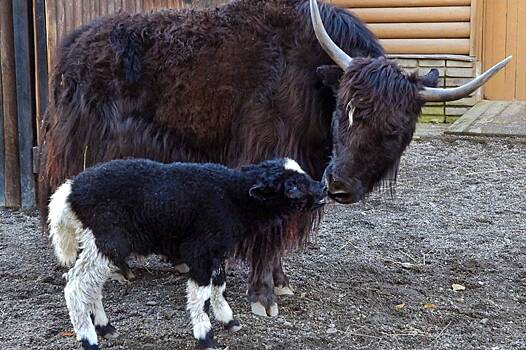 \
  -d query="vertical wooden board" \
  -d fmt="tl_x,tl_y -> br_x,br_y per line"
12,0 -> 36,207
45,0 -> 57,75
504,0 -> 517,98
483,0 -> 509,99
33,0 -> 49,143
74,0 -> 83,29
0,42 -> 4,206
0,0 -> 21,207
516,0 -> 526,99
108,0 -> 115,15
64,0 -> 75,35
56,0 -> 66,50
